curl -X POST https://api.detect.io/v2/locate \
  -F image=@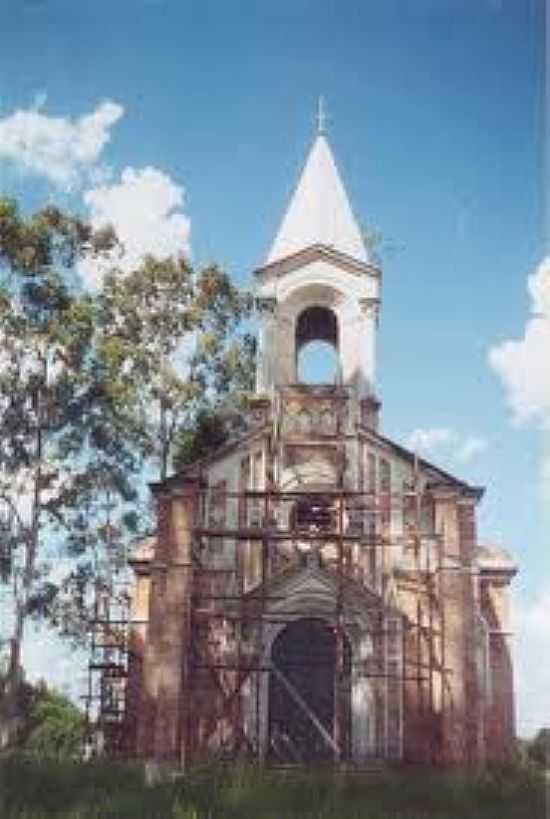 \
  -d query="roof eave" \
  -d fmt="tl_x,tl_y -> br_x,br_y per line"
358,424 -> 485,500
149,423 -> 271,494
